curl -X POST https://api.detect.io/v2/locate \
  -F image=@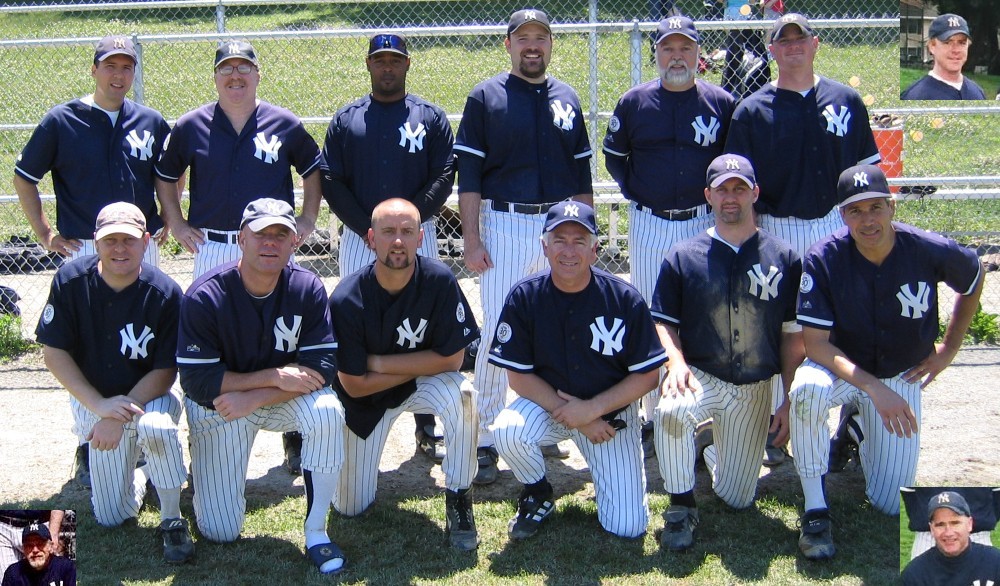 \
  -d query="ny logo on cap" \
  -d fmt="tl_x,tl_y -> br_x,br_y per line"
228,42 -> 241,55
938,493 -> 951,503
524,10 -> 537,21
853,171 -> 869,188
114,37 -> 127,49
948,17 -> 960,27
28,523 -> 40,532
563,204 -> 580,218
668,17 -> 683,29
726,158 -> 741,170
